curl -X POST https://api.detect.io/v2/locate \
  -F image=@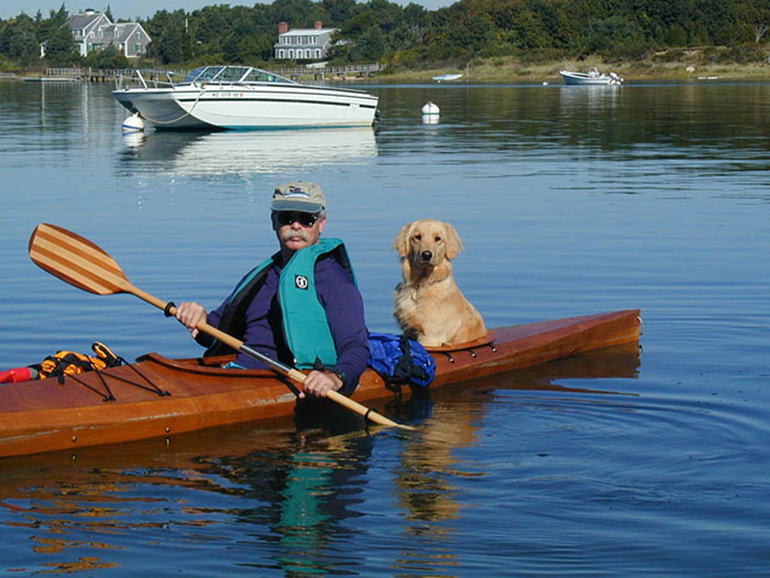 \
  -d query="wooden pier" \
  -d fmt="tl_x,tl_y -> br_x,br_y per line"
272,63 -> 385,81
38,68 -> 123,82
40,63 -> 384,84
